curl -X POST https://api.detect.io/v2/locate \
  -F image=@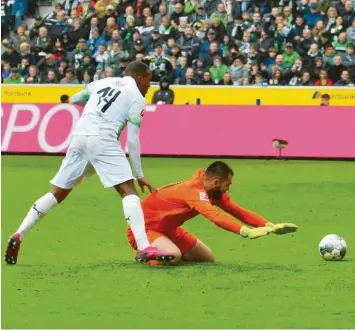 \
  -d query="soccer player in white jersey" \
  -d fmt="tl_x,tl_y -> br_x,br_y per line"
5,61 -> 174,265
